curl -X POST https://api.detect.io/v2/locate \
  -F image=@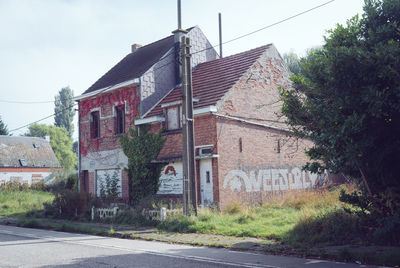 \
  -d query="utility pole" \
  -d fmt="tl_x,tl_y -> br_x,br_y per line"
219,13 -> 223,58
181,35 -> 197,216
